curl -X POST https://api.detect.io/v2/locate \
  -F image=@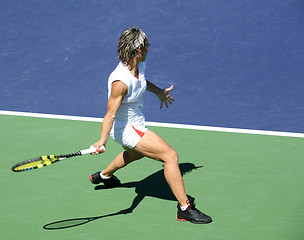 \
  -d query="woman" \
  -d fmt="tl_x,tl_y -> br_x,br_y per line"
90,27 -> 211,224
